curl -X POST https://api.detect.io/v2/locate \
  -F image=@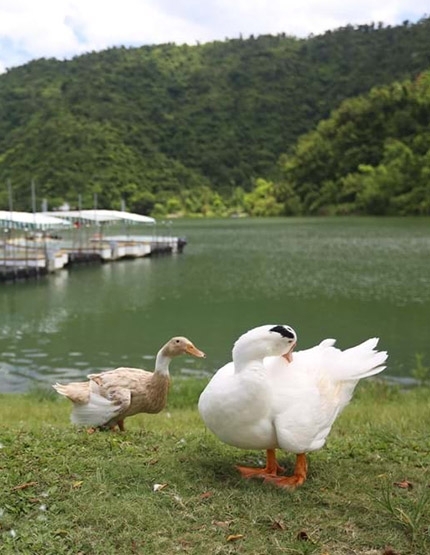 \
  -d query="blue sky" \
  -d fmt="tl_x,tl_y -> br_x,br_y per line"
0,0 -> 428,74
